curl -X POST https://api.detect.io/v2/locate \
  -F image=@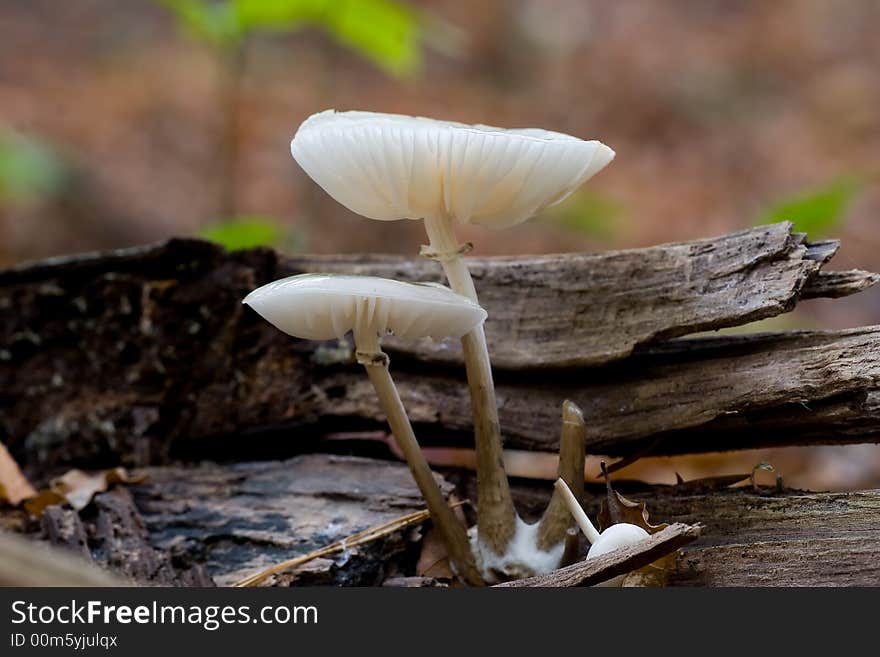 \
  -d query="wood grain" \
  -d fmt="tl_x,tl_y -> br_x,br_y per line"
2,225 -> 877,467
466,473 -> 880,587
7,456 -> 879,586
496,523 -> 701,587
586,486 -> 880,587
132,454 -> 456,586
2,222 -> 874,372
